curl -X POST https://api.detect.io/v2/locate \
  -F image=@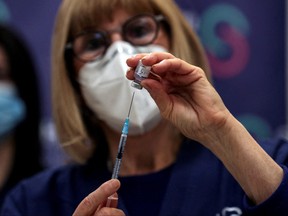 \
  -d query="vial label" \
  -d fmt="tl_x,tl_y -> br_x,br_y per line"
135,60 -> 151,80
131,60 -> 152,90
